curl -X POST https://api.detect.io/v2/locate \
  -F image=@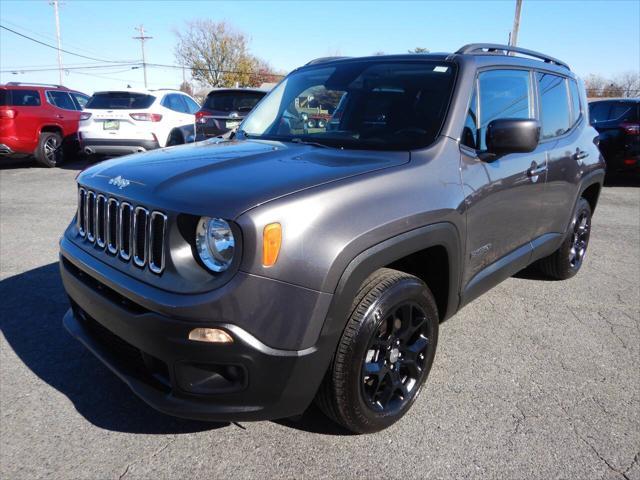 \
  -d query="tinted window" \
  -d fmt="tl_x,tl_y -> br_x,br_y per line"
3,89 -> 41,106
609,103 -> 632,121
182,95 -> 200,114
86,92 -> 155,110
46,91 -> 76,110
568,79 -> 582,125
242,61 -> 457,151
0,90 -> 7,106
204,91 -> 265,112
162,94 -> 187,113
537,72 -> 571,139
589,102 -> 611,123
461,86 -> 478,149
478,69 -> 532,150
71,92 -> 90,109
